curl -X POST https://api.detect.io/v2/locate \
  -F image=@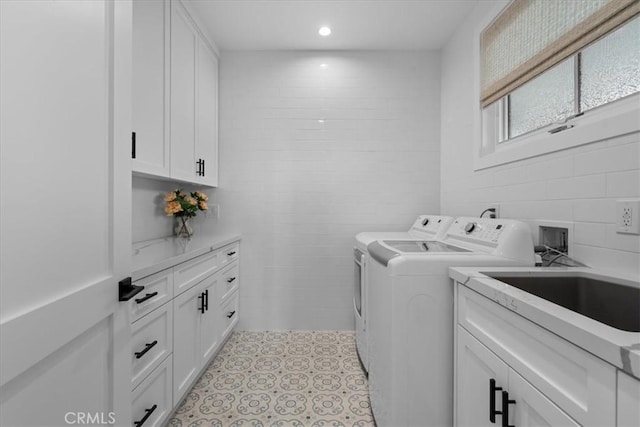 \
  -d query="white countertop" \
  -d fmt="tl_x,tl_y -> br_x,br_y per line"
450,266 -> 640,380
132,233 -> 241,281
